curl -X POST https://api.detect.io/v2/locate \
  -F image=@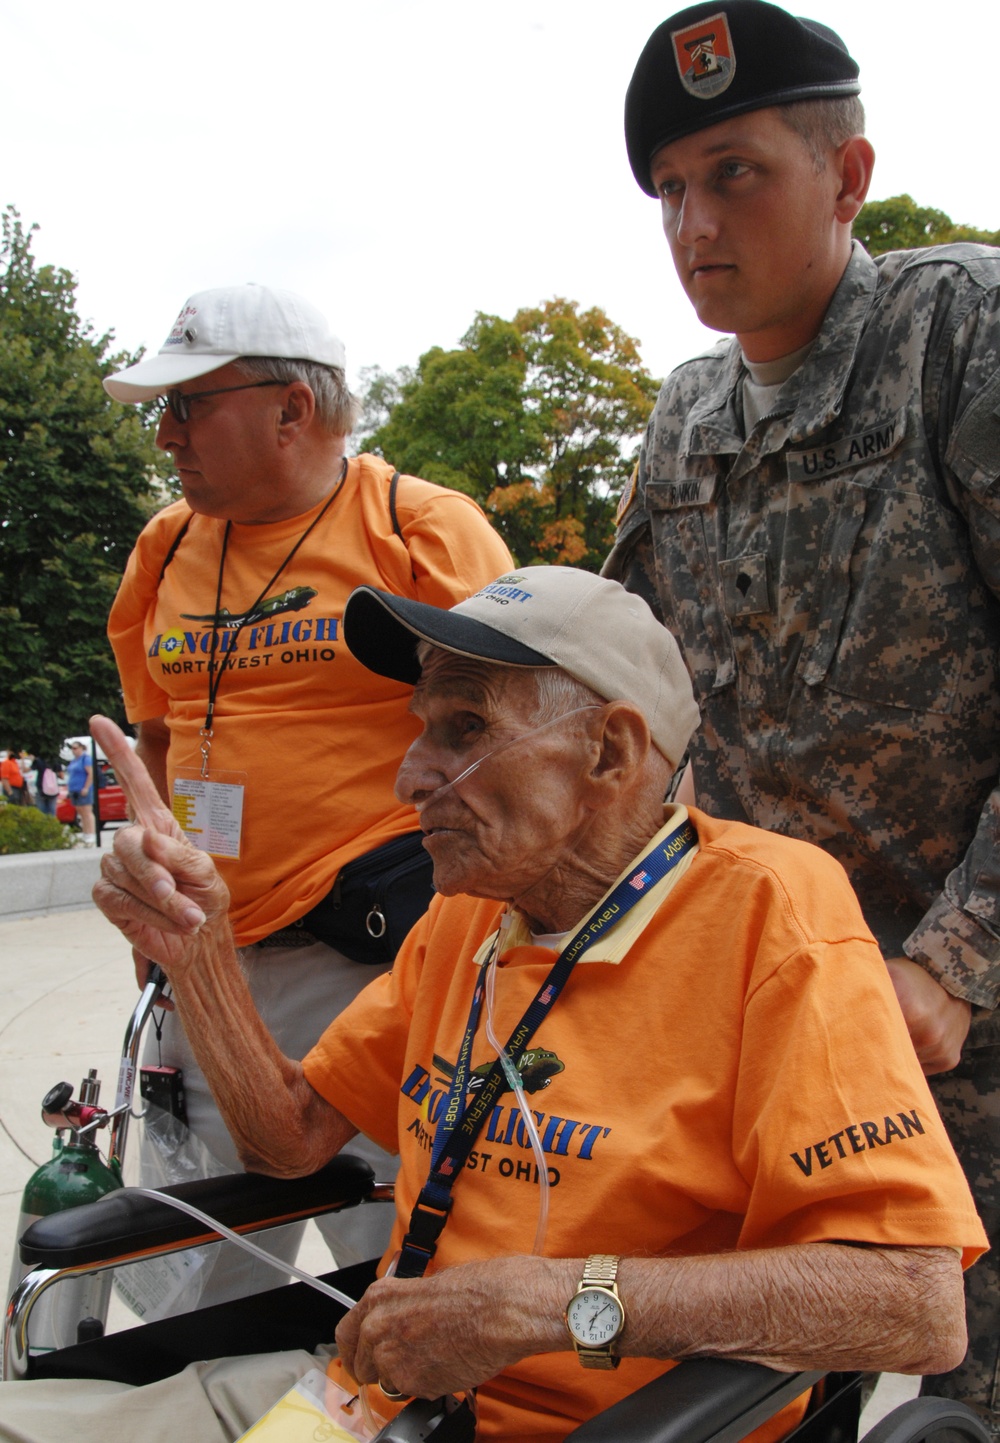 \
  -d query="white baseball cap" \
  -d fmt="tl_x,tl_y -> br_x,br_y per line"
103,284 -> 347,402
343,566 -> 701,768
